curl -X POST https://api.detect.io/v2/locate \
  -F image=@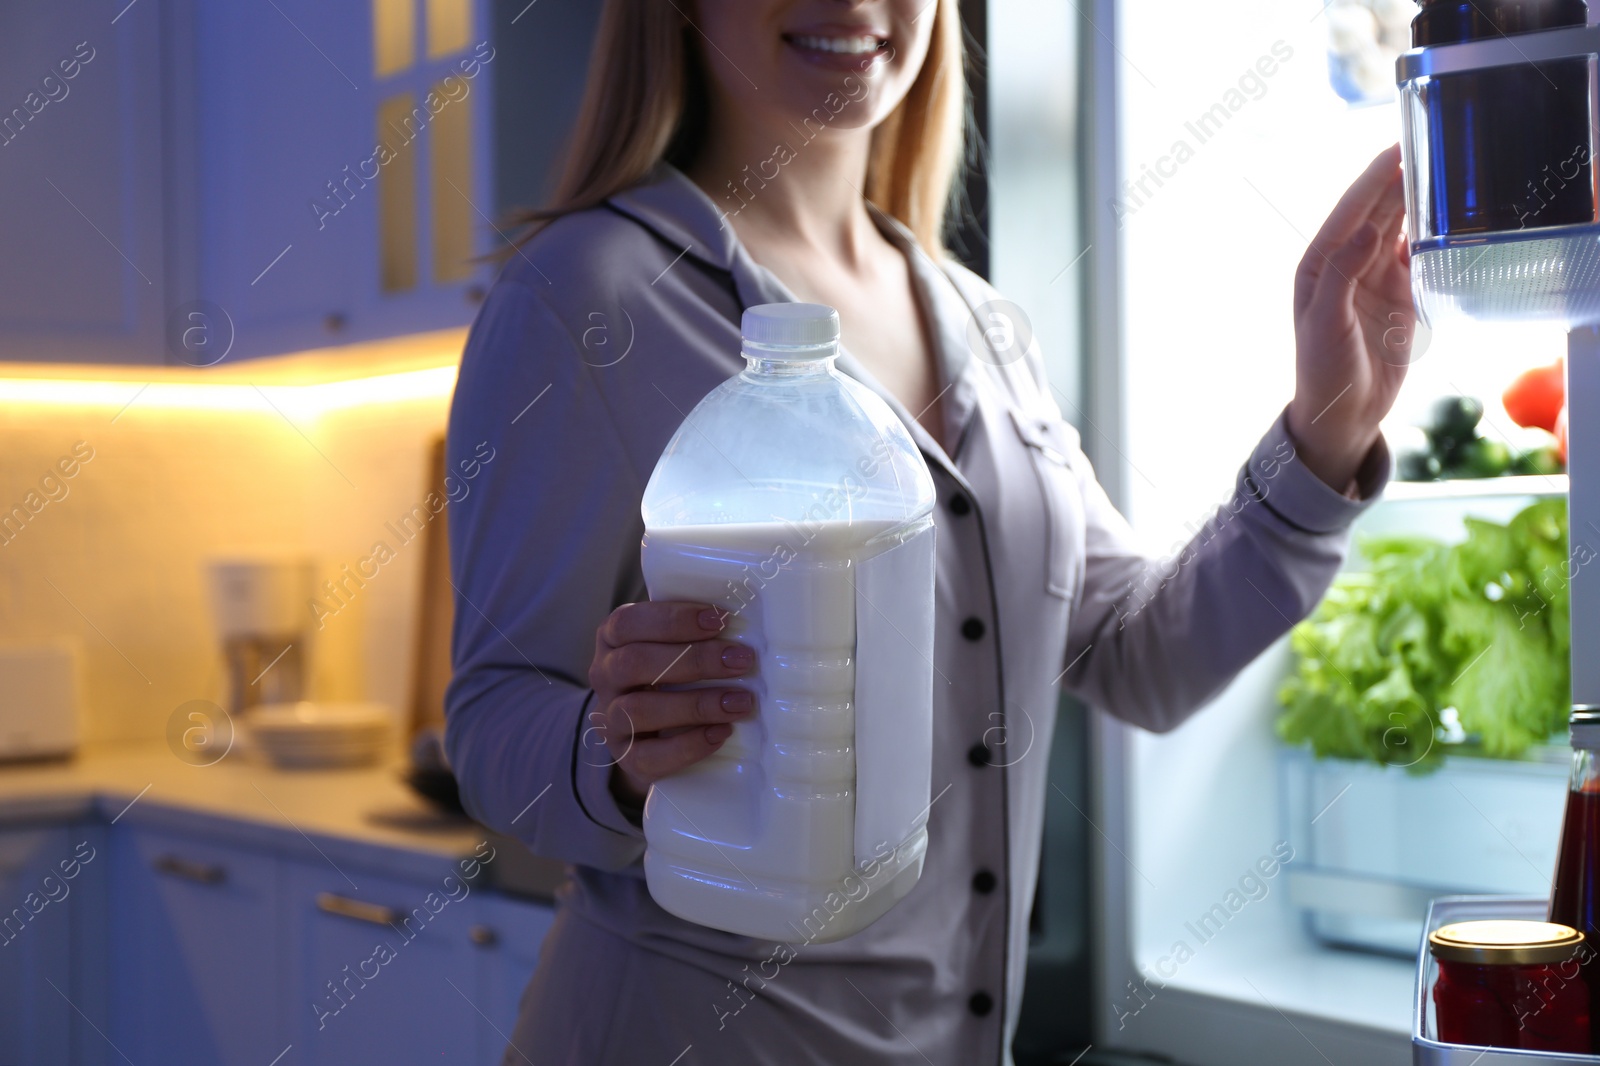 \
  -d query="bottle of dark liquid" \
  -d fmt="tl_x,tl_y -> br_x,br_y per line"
1412,0 -> 1594,237
1549,706 -> 1600,1050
